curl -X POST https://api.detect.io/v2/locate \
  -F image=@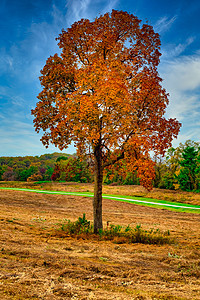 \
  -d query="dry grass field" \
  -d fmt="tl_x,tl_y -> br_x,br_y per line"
0,182 -> 200,299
